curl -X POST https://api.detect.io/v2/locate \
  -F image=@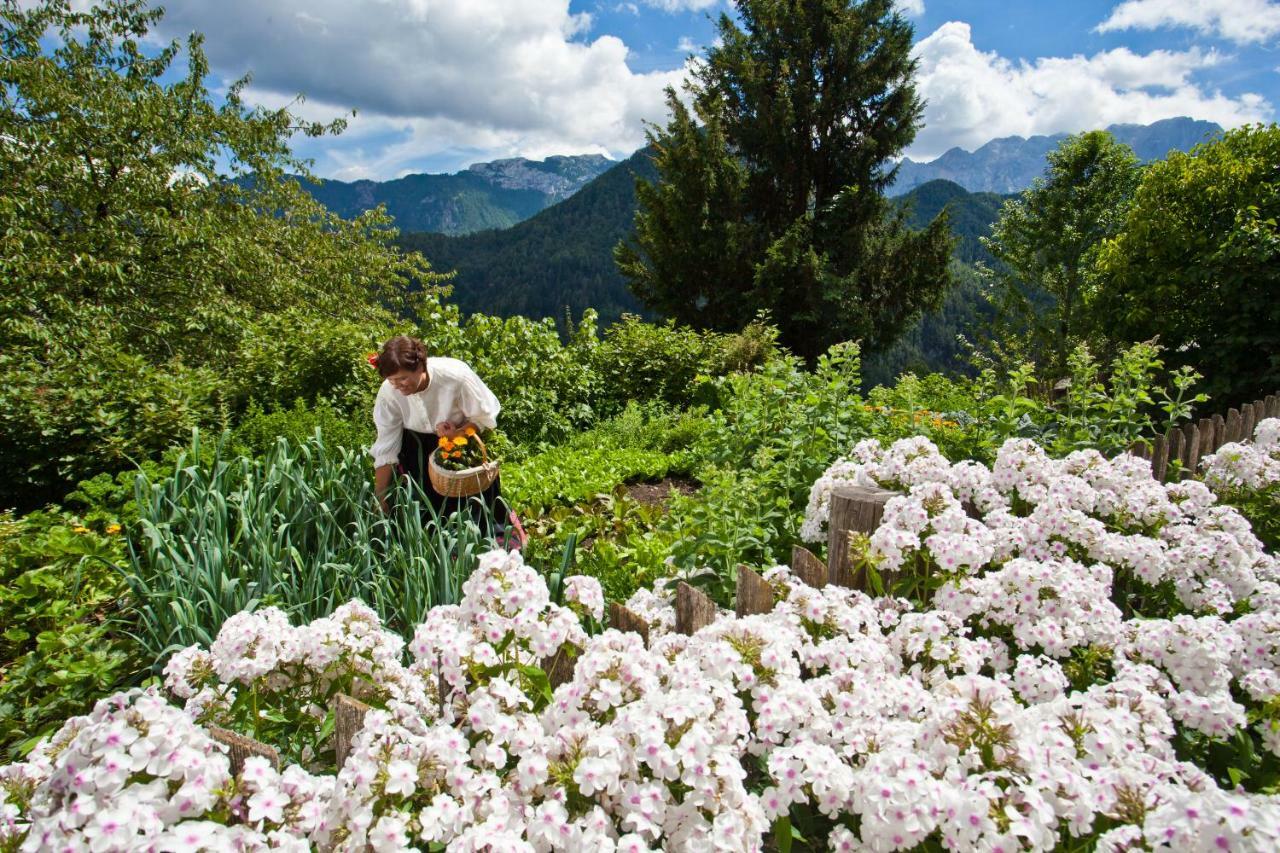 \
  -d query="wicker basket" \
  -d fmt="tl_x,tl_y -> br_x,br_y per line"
428,434 -> 499,498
